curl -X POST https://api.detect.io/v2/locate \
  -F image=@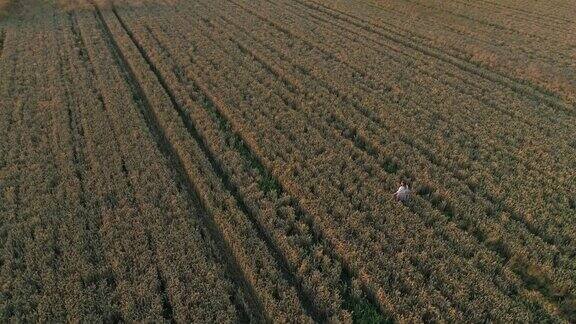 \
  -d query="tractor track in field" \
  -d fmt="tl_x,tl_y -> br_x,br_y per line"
93,4 -> 325,321
137,10 -> 391,320
297,0 -> 573,115
109,7 -> 326,321
73,9 -> 255,321
167,2 -> 574,314
401,0 -> 573,39
90,6 -> 182,322
0,29 -> 5,59
212,1 -> 576,257
63,13 -> 89,214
